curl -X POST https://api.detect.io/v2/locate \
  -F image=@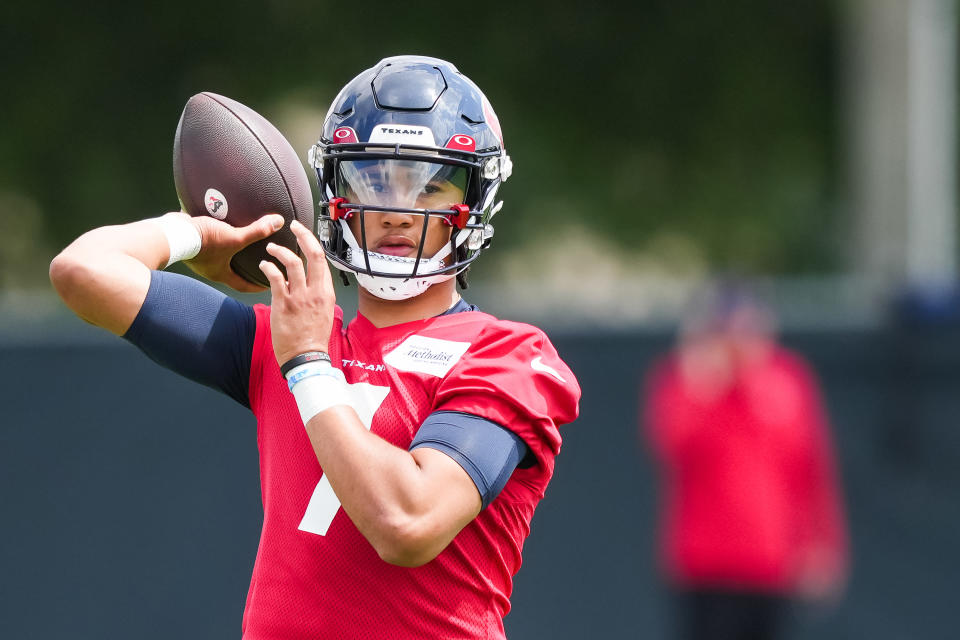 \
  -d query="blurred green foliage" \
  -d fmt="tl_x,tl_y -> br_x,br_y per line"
1,0 -> 839,278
